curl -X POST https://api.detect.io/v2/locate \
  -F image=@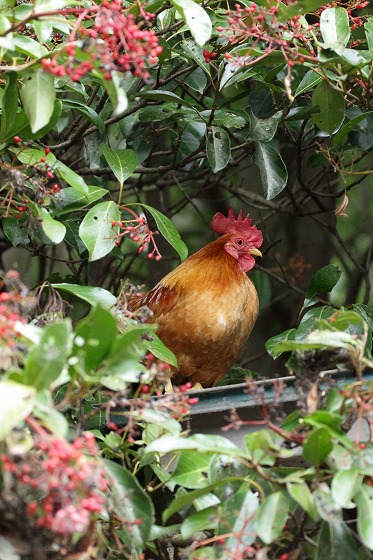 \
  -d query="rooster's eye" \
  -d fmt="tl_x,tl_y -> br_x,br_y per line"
237,239 -> 243,245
